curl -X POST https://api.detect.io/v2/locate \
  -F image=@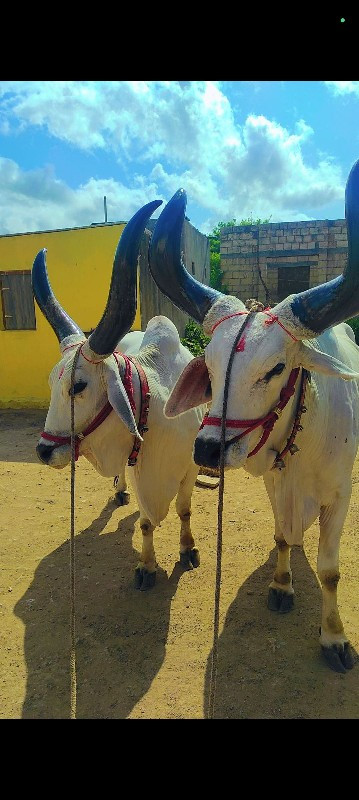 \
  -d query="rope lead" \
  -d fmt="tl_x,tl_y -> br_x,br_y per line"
70,344 -> 82,719
207,312 -> 255,719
